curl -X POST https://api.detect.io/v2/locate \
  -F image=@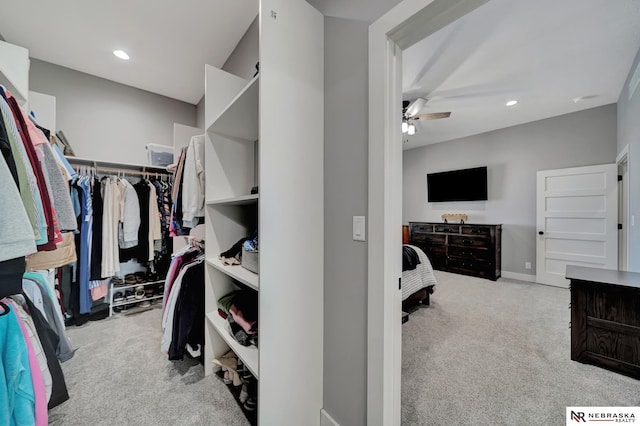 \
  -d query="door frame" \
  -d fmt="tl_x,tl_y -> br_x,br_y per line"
617,144 -> 630,271
367,1 -> 490,424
